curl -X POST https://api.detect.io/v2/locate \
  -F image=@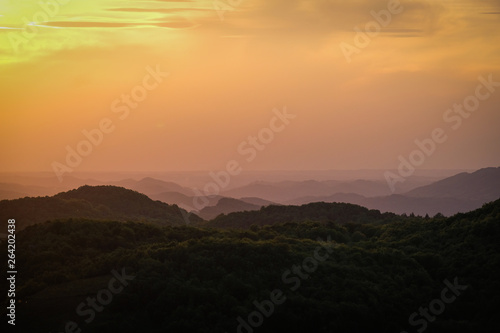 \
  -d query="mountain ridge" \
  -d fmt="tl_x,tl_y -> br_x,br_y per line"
0,185 -> 202,230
